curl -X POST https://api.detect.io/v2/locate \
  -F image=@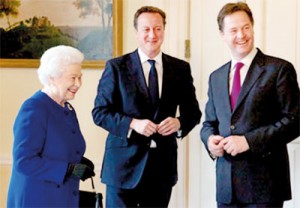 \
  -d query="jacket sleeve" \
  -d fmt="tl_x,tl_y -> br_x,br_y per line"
92,60 -> 132,139
200,74 -> 219,151
244,61 -> 300,153
177,62 -> 202,138
13,99 -> 68,184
